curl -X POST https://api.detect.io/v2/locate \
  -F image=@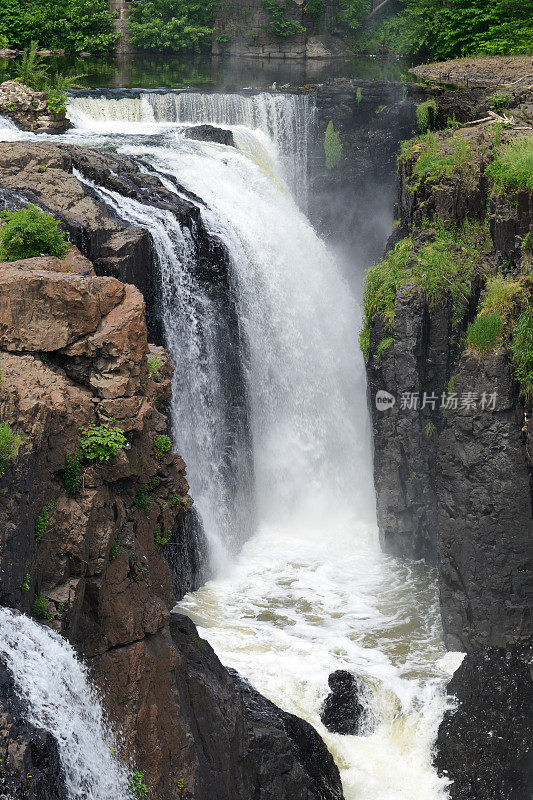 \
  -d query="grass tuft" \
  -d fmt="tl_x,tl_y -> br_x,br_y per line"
486,135 -> 533,191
